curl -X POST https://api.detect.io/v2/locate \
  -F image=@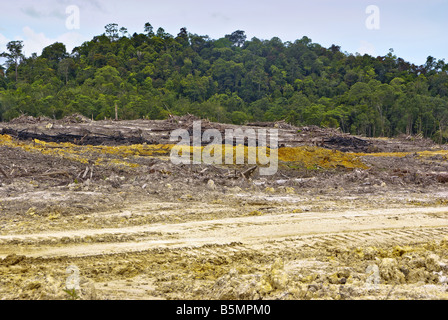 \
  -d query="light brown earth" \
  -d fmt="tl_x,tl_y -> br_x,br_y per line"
0,116 -> 448,300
